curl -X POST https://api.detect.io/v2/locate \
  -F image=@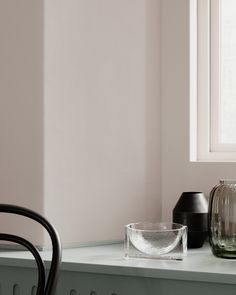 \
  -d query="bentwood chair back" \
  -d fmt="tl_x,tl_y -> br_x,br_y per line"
0,204 -> 61,295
